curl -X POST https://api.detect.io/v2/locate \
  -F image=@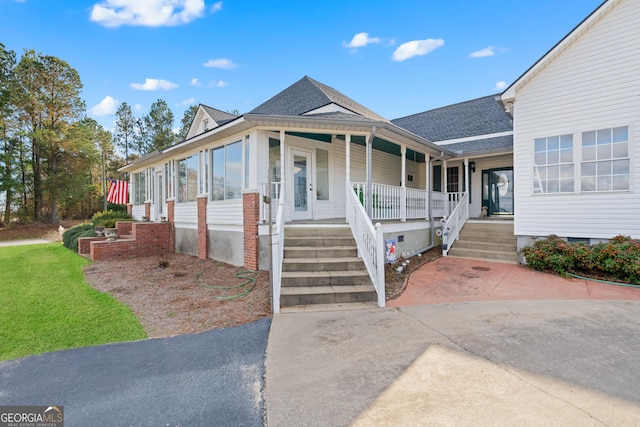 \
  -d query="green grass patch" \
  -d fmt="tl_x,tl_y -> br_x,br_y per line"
0,243 -> 147,361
